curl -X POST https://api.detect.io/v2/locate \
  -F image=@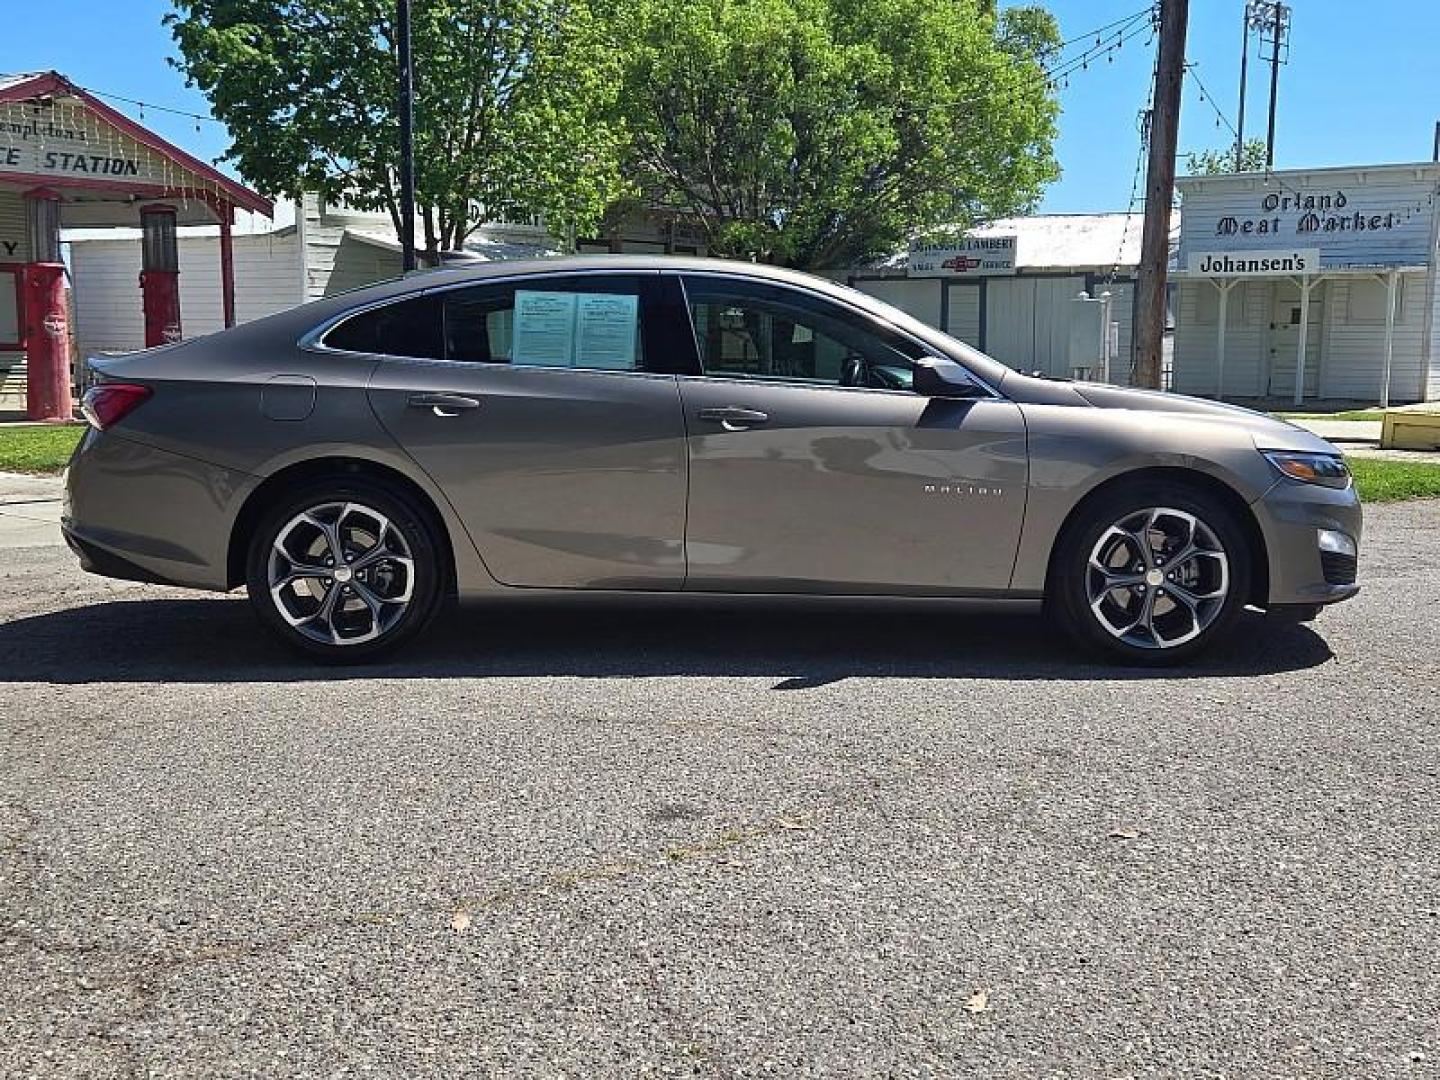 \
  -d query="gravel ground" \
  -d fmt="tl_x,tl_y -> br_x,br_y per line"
2,501 -> 1438,1078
